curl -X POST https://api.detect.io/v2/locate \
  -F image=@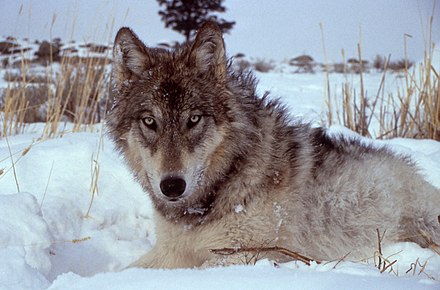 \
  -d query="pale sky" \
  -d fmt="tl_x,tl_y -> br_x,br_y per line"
0,0 -> 438,62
